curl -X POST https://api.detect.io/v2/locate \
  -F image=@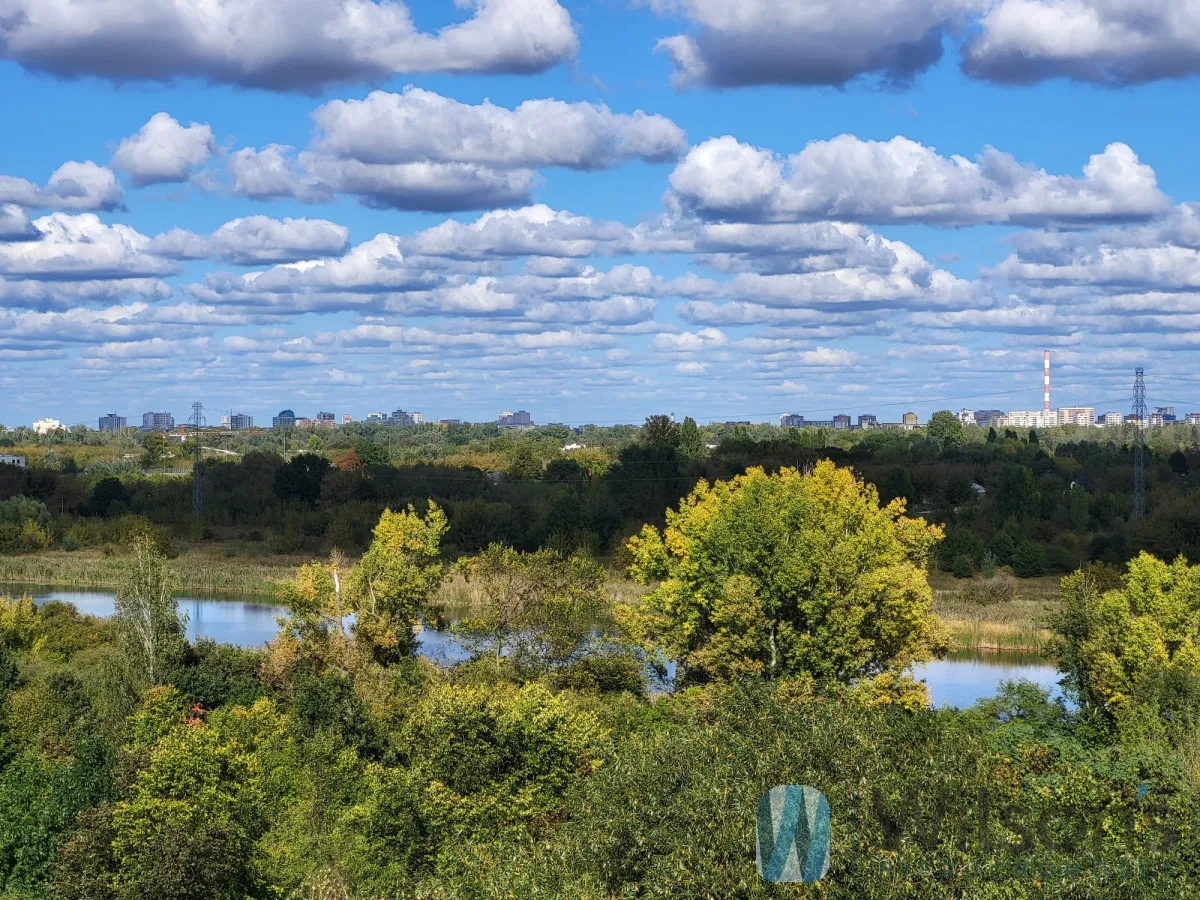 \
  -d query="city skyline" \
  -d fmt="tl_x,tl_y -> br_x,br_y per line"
4,4 -> 1200,423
